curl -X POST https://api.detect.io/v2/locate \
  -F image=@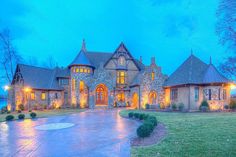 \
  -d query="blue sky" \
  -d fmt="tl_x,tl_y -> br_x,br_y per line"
0,0 -> 226,93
